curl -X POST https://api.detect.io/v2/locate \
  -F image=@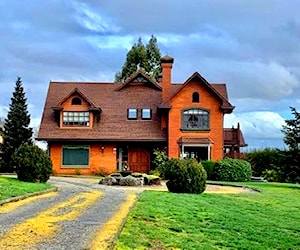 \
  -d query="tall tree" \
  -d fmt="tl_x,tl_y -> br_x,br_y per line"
146,35 -> 162,81
0,77 -> 33,172
115,35 -> 162,82
282,106 -> 300,151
